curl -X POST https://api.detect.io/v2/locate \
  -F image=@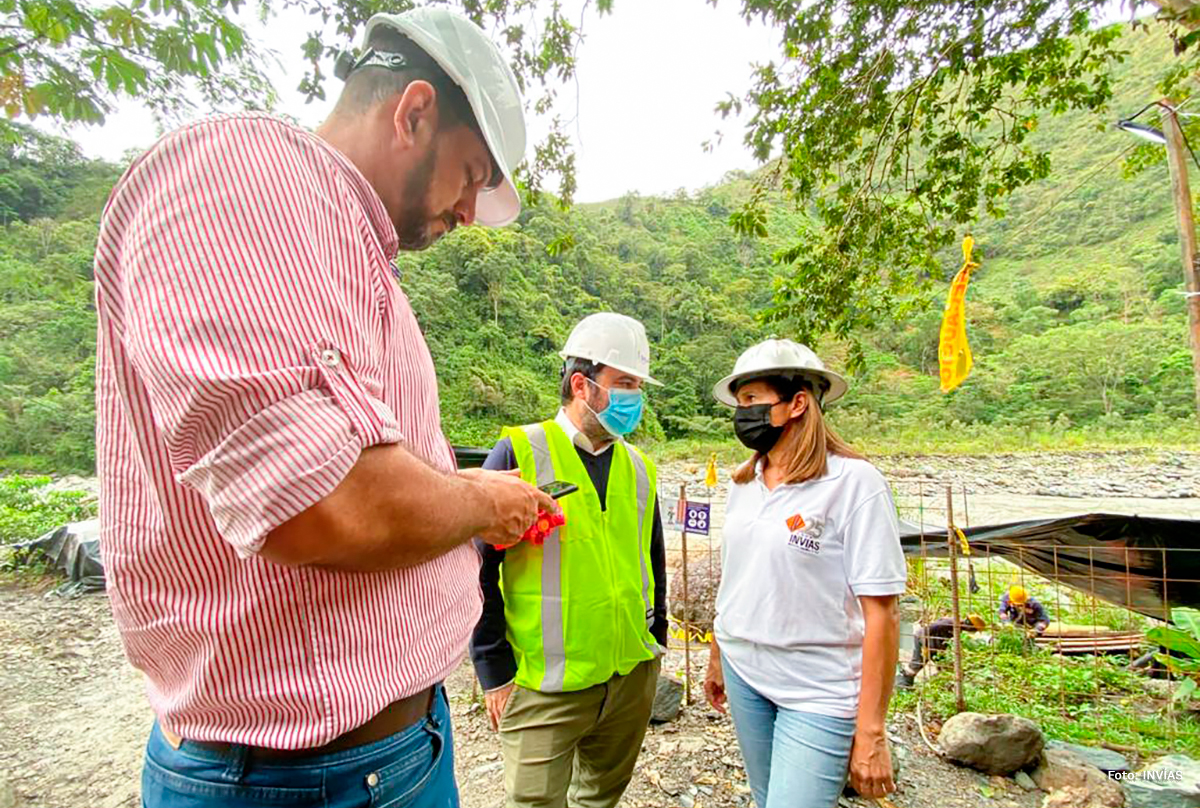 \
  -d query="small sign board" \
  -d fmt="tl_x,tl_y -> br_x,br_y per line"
660,496 -> 684,532
659,496 -> 711,536
684,501 -> 711,536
